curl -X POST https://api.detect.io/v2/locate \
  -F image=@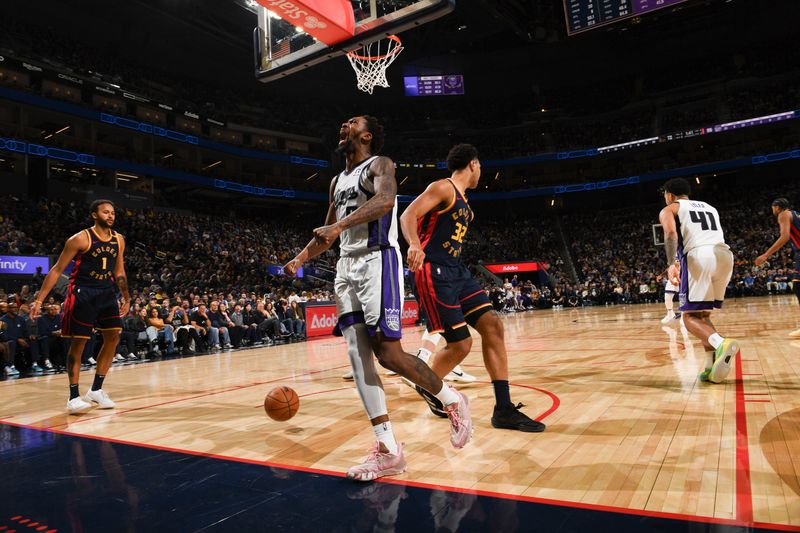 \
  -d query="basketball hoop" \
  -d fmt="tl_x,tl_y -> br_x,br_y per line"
346,35 -> 404,94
